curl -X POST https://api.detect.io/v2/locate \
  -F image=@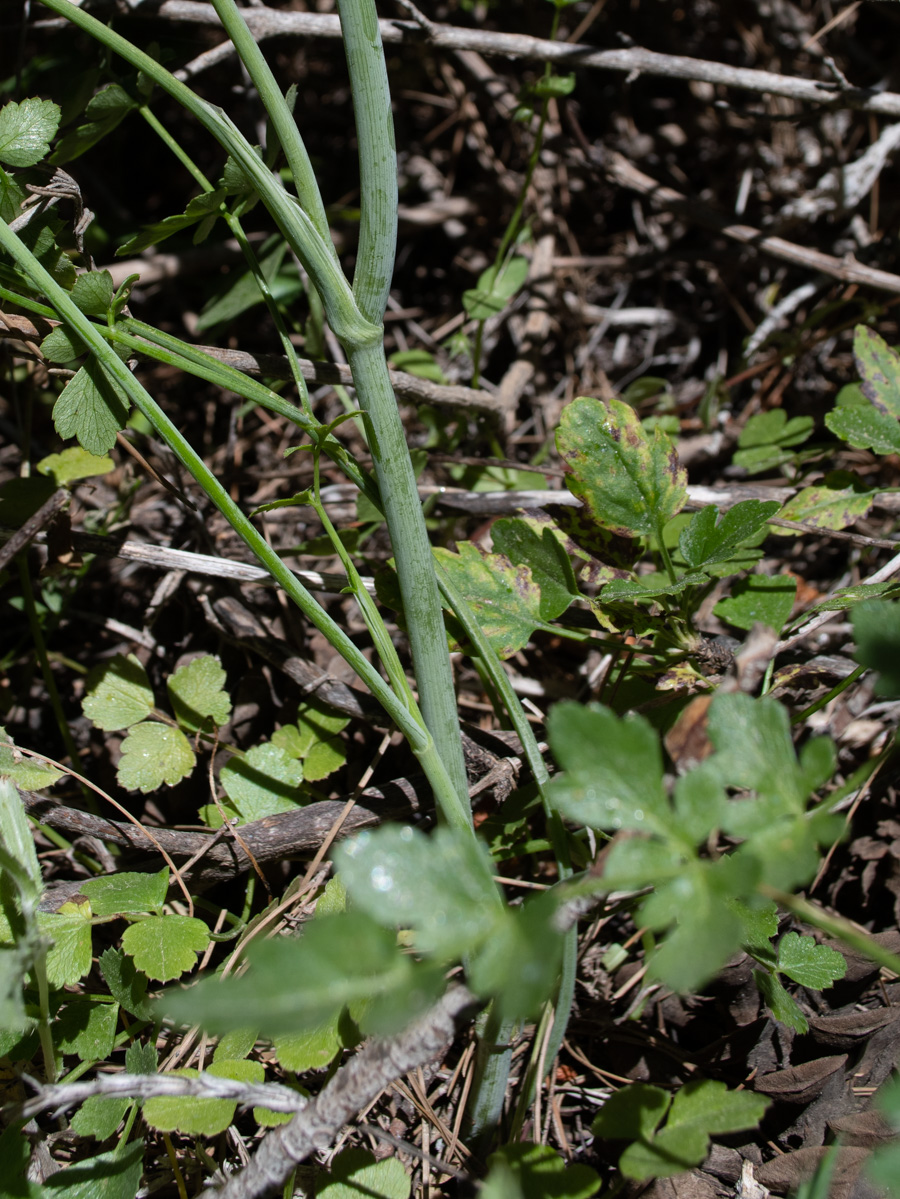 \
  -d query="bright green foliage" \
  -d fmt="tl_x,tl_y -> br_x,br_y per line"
0,761 -> 48,895
0,97 -> 61,167
116,722 -> 196,793
55,998 -> 119,1061
144,1060 -> 265,1136
41,325 -> 88,362
161,911 -> 442,1038
52,358 -> 130,456
319,1149 -> 410,1199
714,573 -> 797,632
99,948 -> 153,1021
51,83 -> 137,165
82,654 -> 154,731
852,600 -> 900,695
336,825 -> 500,959
435,543 -> 544,659
678,500 -> 780,568
486,1143 -> 600,1199
217,742 -> 304,822
80,867 -> 168,917
491,518 -> 581,620
776,932 -> 846,989
557,396 -> 687,540
197,238 -> 303,332
593,1080 -> 768,1180
774,471 -> 874,534
467,893 -> 564,1019
826,404 -> 900,455
0,733 -> 64,792
273,1018 -> 344,1072
463,256 -> 529,320
37,446 -> 114,486
481,1156 -> 524,1199
41,904 -> 94,988
71,269 -> 115,317
272,697 -> 350,782
70,1094 -> 131,1140
36,1140 -> 144,1199
303,737 -> 346,781
121,914 -> 210,982
753,969 -> 808,1034
167,654 -> 232,730
732,409 -> 814,474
